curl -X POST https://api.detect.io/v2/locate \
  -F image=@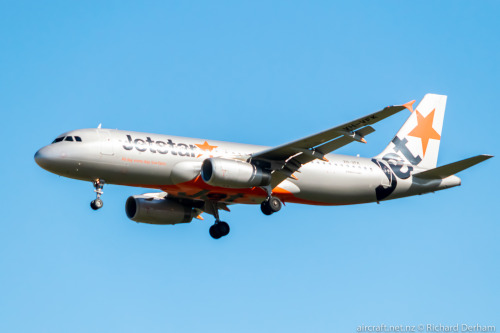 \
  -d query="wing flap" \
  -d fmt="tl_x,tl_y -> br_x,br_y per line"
413,154 -> 493,179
